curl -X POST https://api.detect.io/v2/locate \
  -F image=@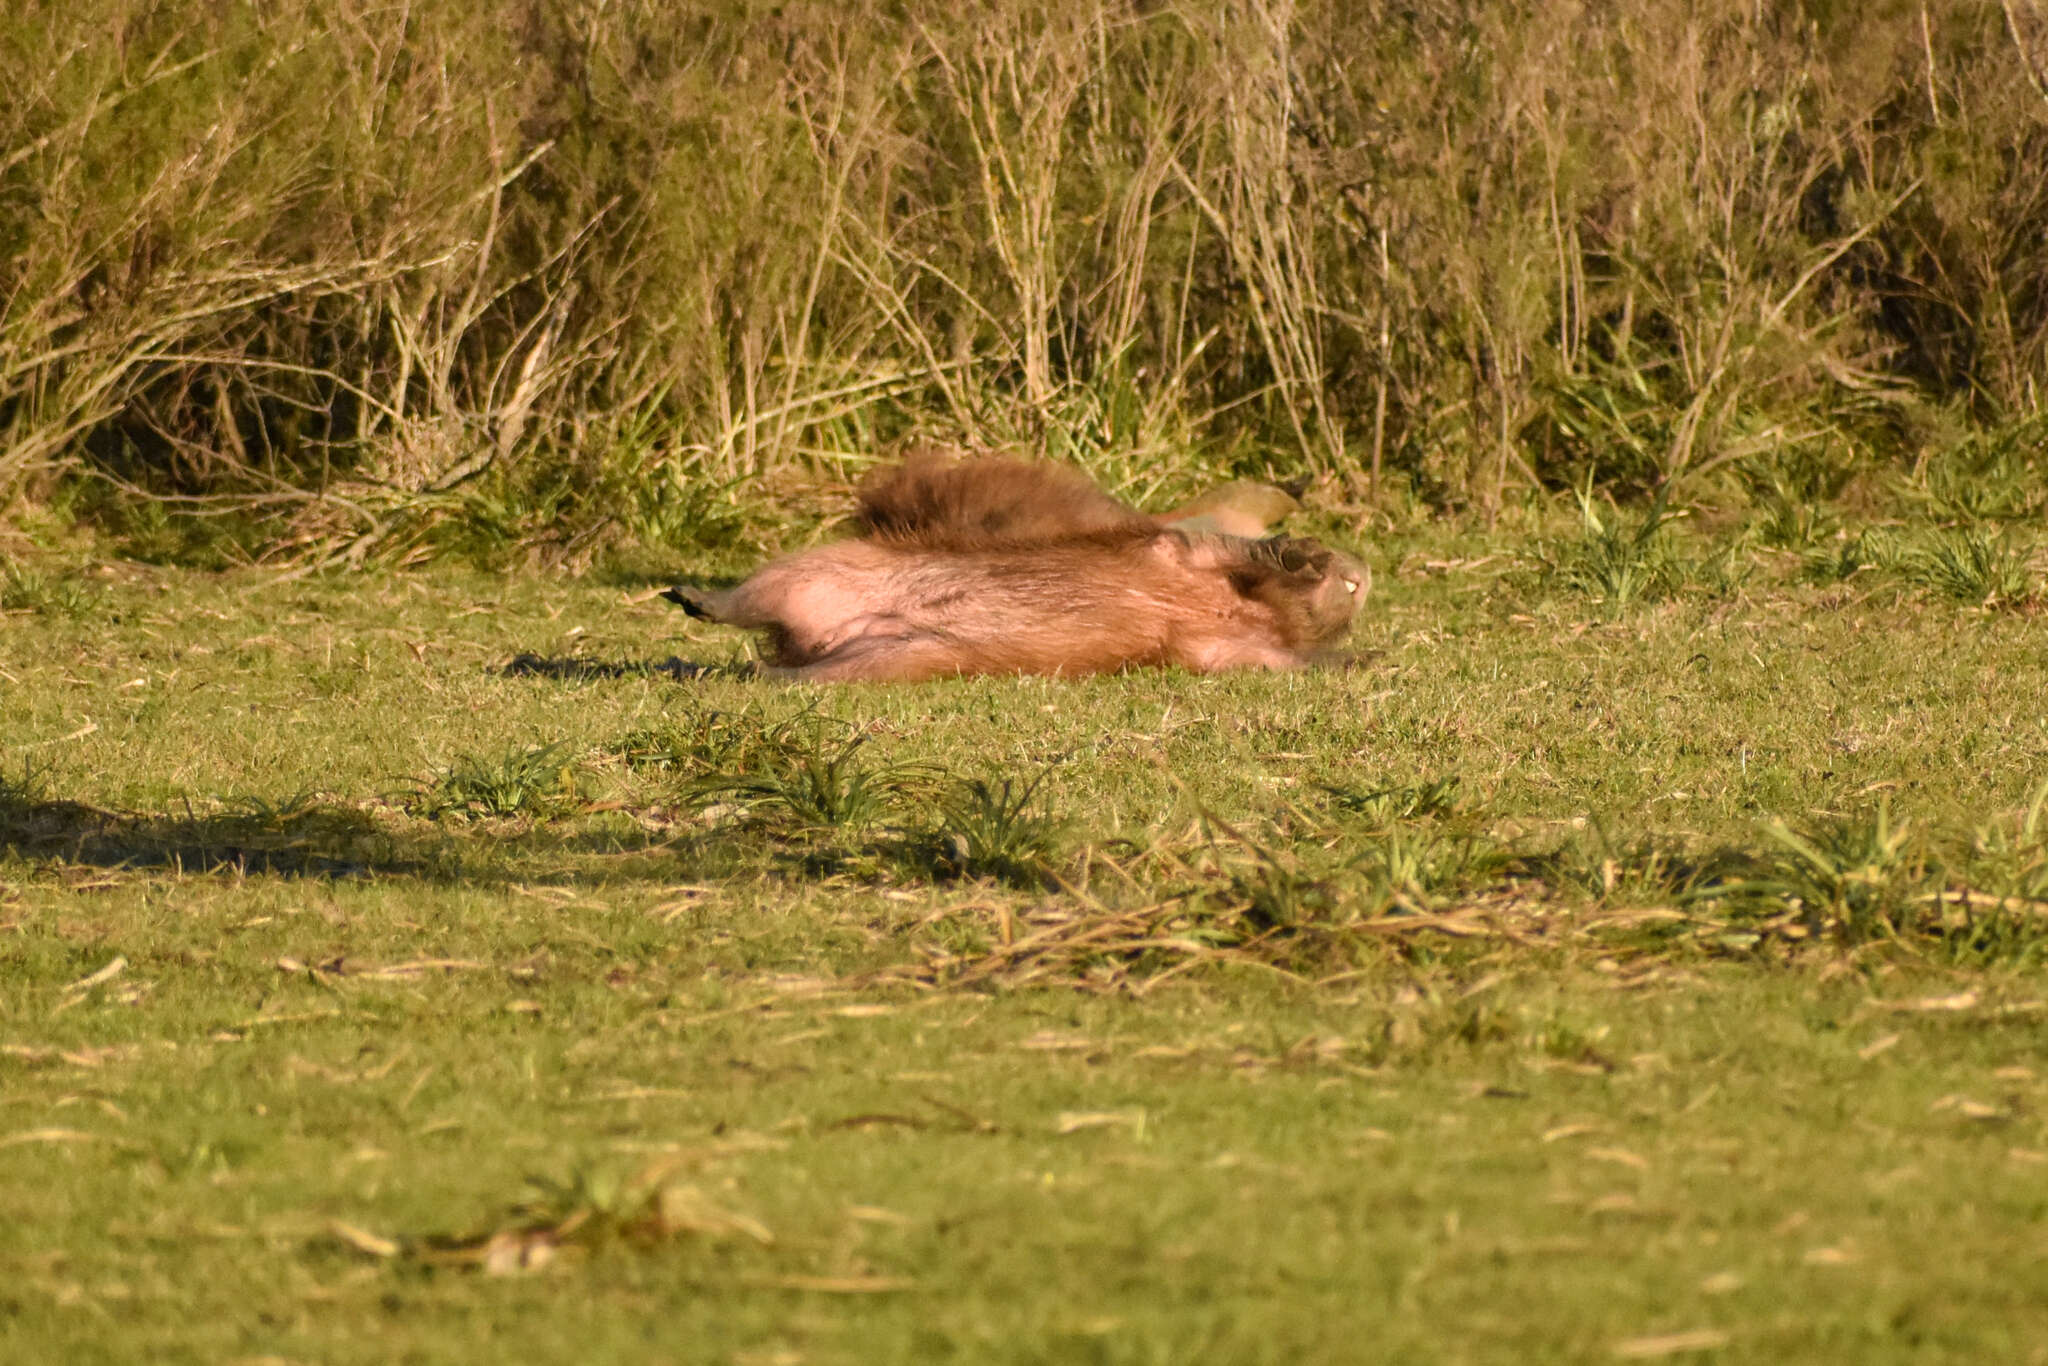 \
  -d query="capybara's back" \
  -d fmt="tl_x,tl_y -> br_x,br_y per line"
854,450 -> 1154,548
